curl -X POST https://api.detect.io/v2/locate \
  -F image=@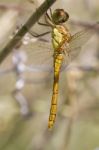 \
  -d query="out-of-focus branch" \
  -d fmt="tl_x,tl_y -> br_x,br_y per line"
0,3 -> 23,11
67,65 -> 99,73
0,0 -> 56,64
70,20 -> 99,33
